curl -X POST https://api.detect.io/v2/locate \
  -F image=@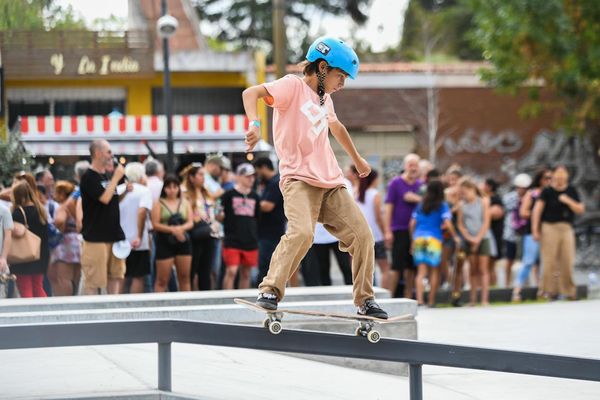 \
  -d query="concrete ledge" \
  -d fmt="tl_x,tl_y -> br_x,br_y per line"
0,286 -> 391,313
0,297 -> 417,376
0,298 -> 416,326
